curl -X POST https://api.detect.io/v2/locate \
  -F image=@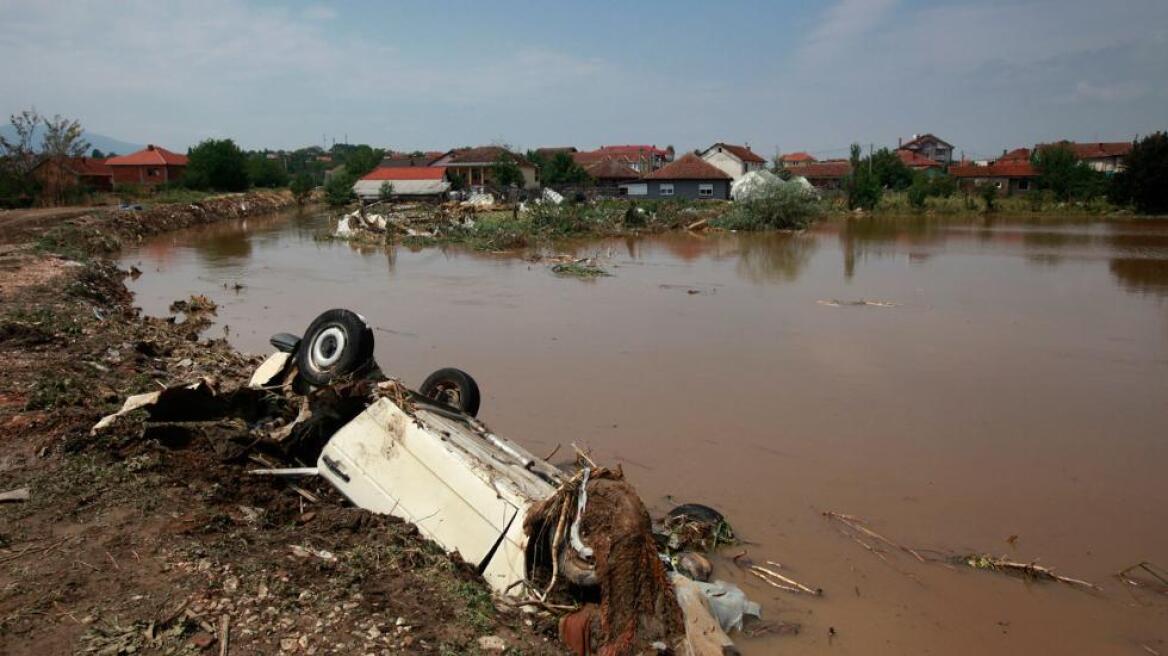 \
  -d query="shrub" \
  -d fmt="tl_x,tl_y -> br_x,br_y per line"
324,171 -> 355,206
1110,132 -> 1168,214
978,183 -> 997,212
378,182 -> 394,202
185,139 -> 249,191
714,183 -> 821,230
290,173 -> 314,204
